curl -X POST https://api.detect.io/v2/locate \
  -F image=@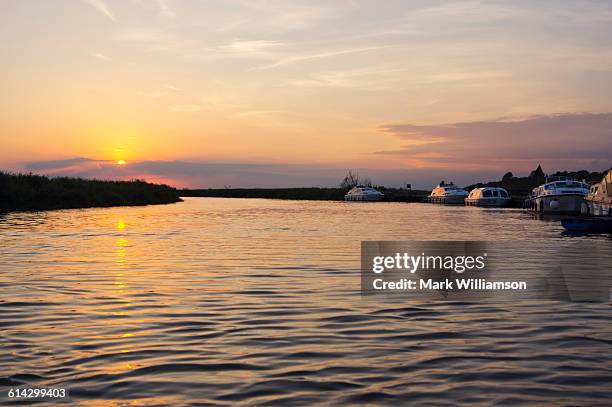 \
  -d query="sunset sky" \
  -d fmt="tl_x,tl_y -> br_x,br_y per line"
1,0 -> 611,188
